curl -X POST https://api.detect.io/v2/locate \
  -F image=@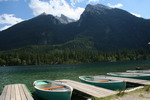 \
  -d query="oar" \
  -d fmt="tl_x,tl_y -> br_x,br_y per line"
96,80 -> 110,82
42,86 -> 64,90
